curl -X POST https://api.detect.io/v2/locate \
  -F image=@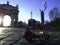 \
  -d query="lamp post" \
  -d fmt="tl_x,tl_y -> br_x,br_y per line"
39,0 -> 47,25
39,0 -> 47,33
